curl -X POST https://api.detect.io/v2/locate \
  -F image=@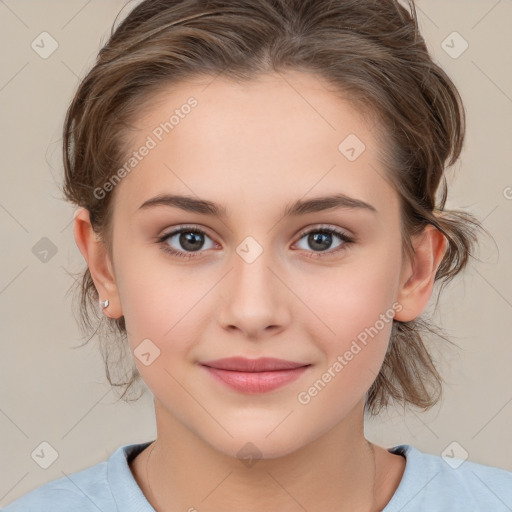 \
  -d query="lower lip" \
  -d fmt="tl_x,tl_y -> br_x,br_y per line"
201,365 -> 310,393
